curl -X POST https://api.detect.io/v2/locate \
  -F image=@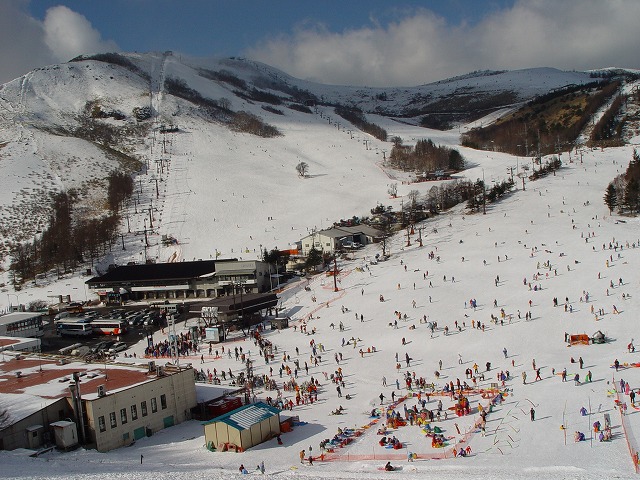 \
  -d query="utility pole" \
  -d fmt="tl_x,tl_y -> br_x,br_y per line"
333,257 -> 339,292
